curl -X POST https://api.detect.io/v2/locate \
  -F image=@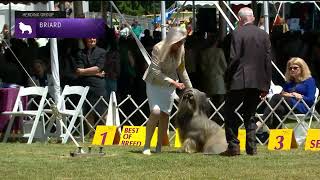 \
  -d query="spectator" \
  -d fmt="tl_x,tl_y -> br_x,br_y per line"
75,38 -> 107,135
141,29 -> 154,55
28,59 -> 54,98
257,57 -> 316,130
117,36 -> 136,100
132,20 -> 143,39
0,53 -> 24,86
104,35 -> 120,99
199,33 -> 227,108
120,24 -> 130,39
59,38 -> 79,87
